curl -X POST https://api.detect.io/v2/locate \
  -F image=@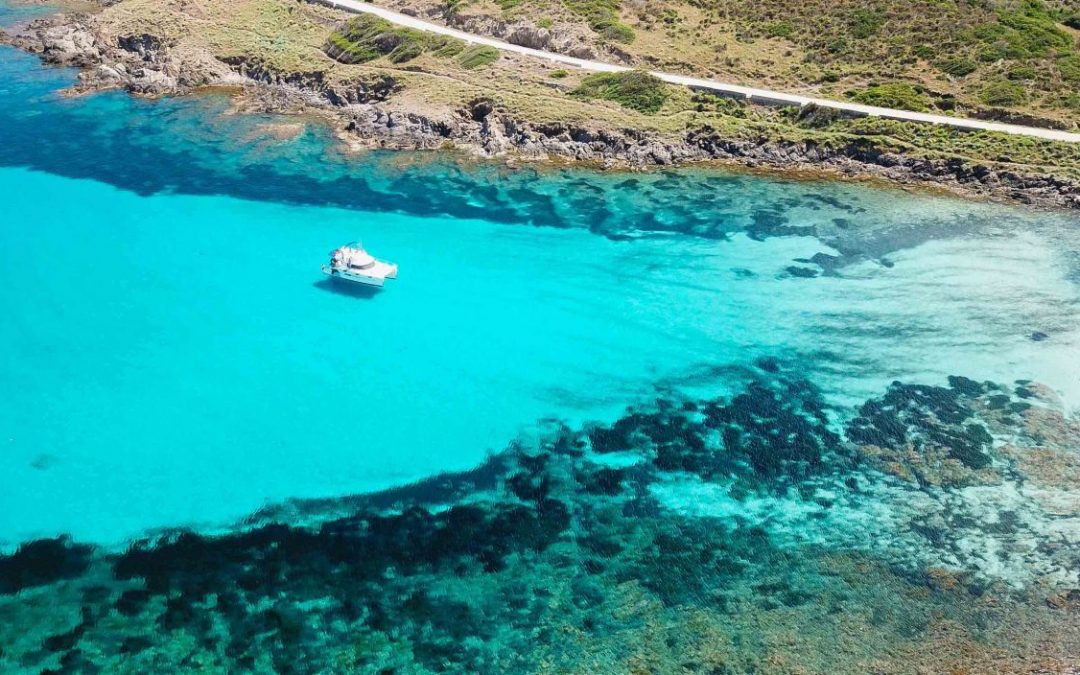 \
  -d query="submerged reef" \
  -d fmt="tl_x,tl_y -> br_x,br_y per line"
2,370 -> 1080,673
